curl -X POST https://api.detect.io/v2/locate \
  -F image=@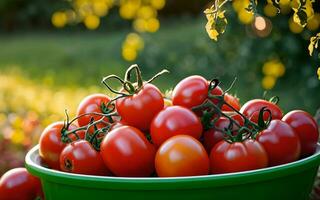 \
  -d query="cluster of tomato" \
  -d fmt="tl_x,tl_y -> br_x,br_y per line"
0,65 -> 319,200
